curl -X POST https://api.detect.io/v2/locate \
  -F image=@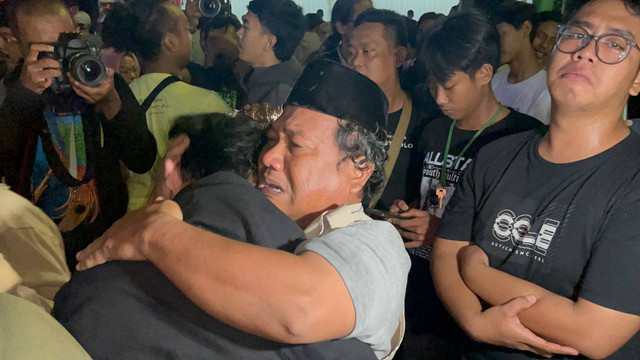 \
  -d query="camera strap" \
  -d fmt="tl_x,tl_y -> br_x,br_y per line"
140,75 -> 181,113
368,95 -> 412,209
438,104 -> 505,189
